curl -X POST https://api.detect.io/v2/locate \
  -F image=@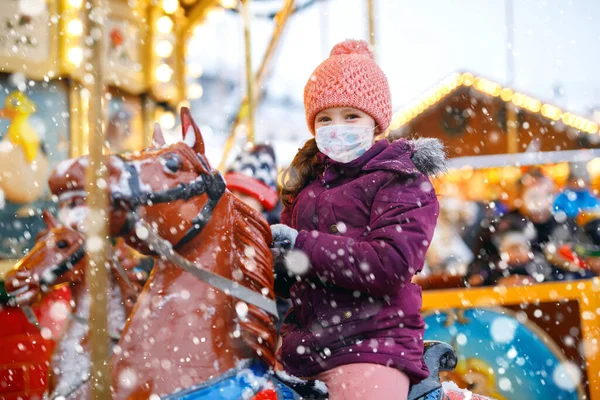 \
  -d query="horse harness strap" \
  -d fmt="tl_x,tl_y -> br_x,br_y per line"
114,155 -> 227,249
135,219 -> 279,319
39,246 -> 86,289
115,155 -> 277,318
